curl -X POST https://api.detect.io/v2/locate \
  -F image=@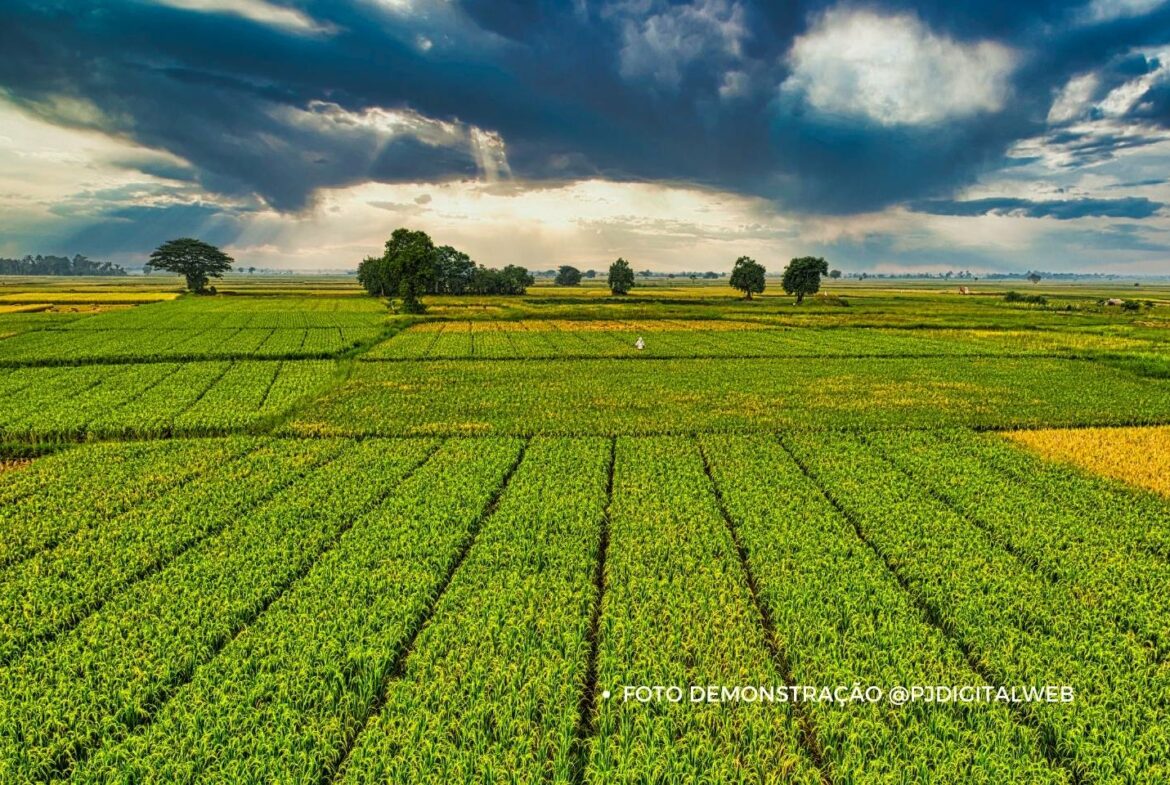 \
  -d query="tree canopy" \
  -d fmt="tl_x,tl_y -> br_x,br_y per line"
781,256 -> 829,304
729,256 -> 766,300
358,228 -> 534,310
430,245 -> 476,294
608,258 -> 635,295
555,265 -> 582,286
357,228 -> 436,312
0,254 -> 126,277
146,238 -> 233,293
